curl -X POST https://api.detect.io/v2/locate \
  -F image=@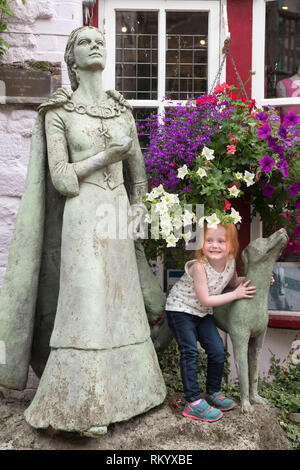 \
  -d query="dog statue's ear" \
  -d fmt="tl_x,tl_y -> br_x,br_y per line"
241,247 -> 249,272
